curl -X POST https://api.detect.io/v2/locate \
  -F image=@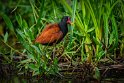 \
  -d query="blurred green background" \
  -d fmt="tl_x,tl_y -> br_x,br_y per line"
0,0 -> 124,80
